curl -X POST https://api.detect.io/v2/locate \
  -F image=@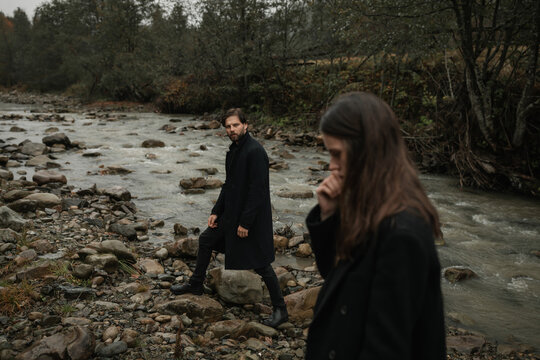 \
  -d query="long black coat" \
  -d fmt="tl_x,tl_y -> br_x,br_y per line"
305,206 -> 446,360
211,131 -> 274,270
